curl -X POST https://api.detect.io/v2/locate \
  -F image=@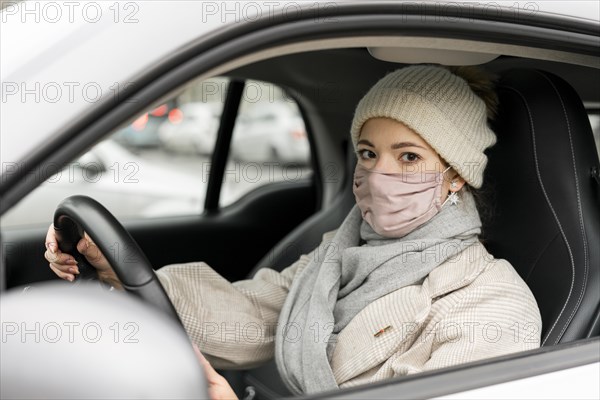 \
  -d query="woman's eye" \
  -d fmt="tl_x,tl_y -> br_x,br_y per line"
357,149 -> 376,160
400,152 -> 421,162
